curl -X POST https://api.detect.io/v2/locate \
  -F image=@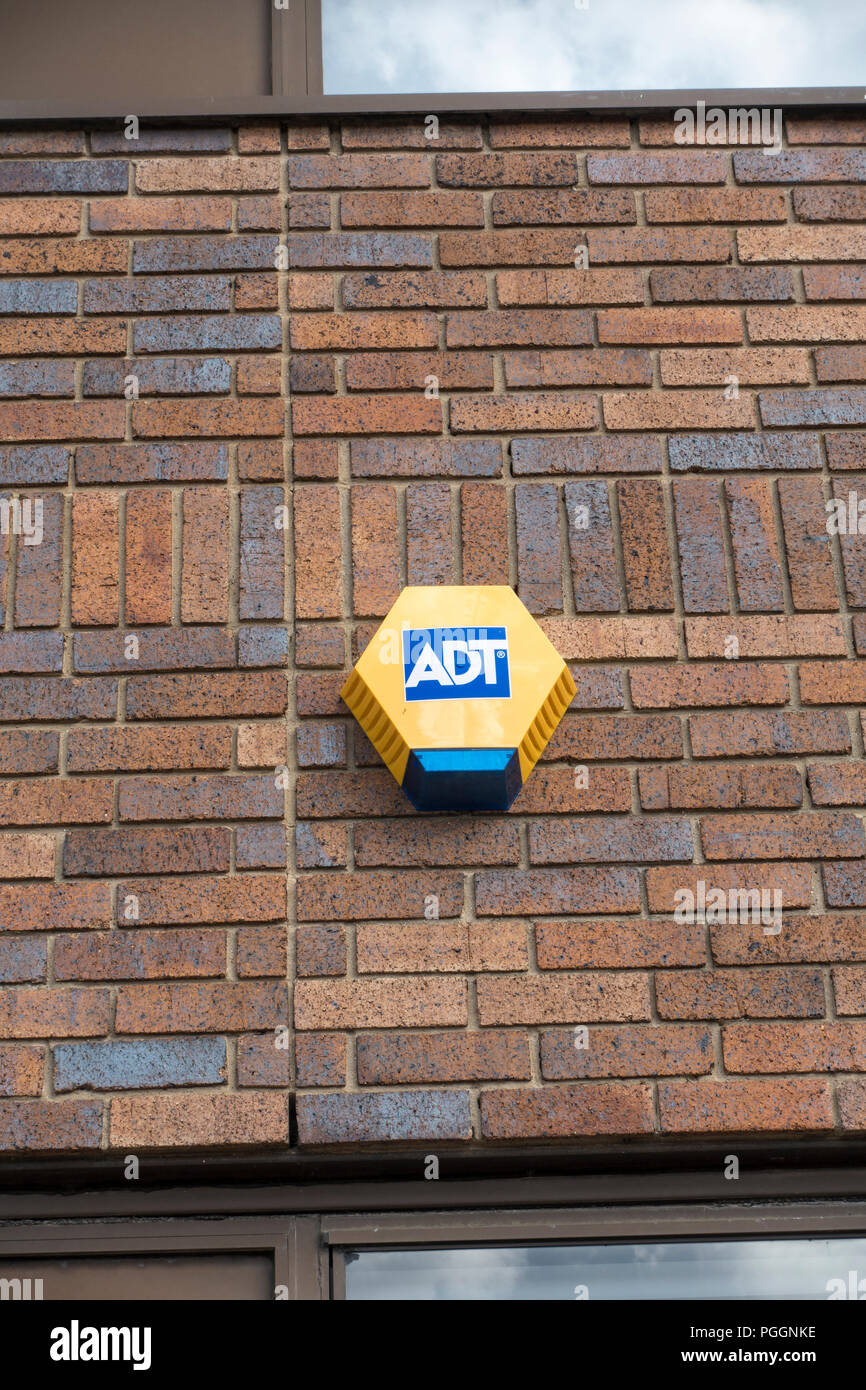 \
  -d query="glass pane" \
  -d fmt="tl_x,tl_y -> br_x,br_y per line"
345,1238 -> 866,1300
322,0 -> 865,94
